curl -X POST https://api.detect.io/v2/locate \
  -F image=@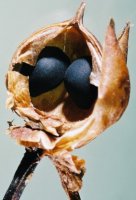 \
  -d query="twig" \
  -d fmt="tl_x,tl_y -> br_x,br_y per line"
3,148 -> 44,200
